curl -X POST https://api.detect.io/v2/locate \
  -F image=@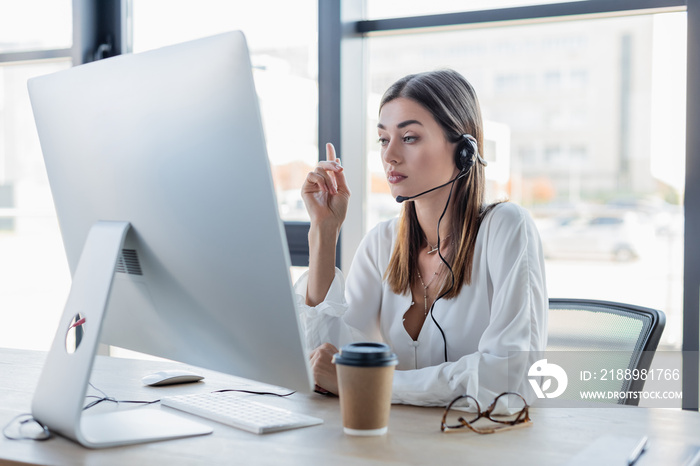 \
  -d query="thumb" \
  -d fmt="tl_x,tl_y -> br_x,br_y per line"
333,159 -> 350,195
